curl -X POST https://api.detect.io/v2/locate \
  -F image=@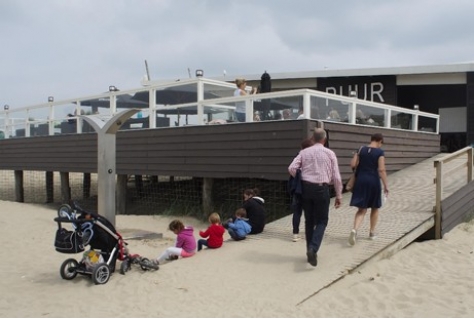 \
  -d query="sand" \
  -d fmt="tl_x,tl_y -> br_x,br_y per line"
1,200 -> 473,318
